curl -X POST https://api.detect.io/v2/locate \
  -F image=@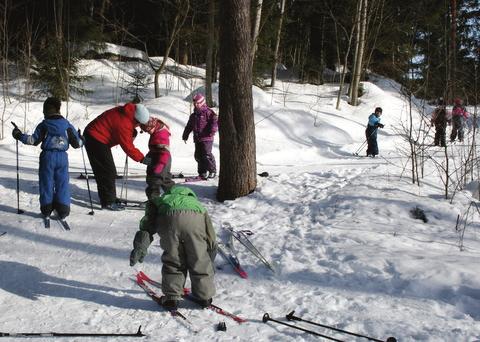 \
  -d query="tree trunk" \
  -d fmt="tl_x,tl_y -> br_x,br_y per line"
205,0 -> 215,106
153,1 -> 190,98
332,7 -> 357,110
349,0 -> 362,99
270,0 -> 286,88
450,0 -> 457,100
350,0 -> 367,106
250,0 -> 263,65
217,0 -> 256,201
